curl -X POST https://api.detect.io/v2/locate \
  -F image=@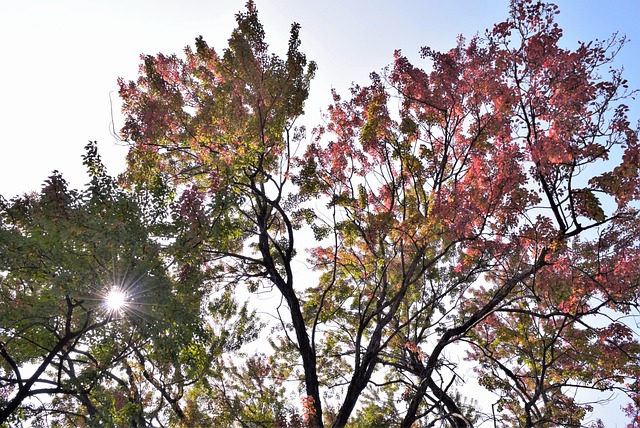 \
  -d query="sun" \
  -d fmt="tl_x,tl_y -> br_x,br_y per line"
105,288 -> 128,312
